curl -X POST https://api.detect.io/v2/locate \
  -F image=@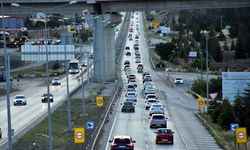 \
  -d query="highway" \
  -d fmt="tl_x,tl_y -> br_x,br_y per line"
0,59 -> 90,149
104,12 -> 221,150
